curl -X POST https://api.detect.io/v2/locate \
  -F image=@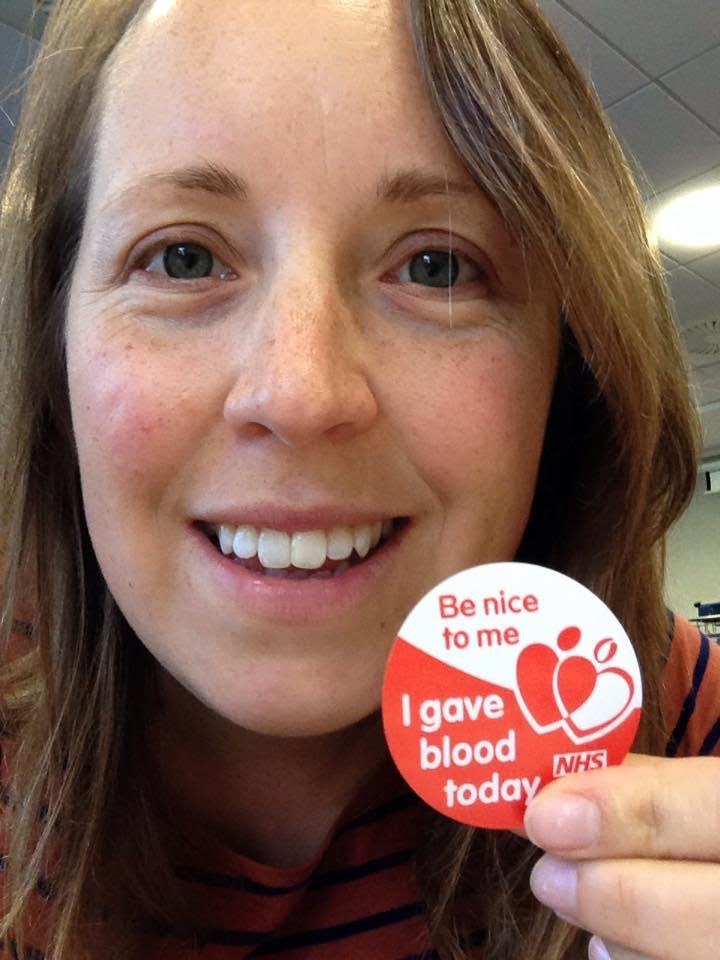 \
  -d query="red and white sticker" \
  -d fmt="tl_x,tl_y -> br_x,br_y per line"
382,562 -> 642,829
